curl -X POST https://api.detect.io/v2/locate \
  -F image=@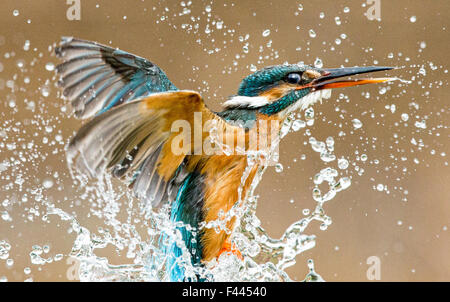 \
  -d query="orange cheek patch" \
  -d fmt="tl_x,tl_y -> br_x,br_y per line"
260,84 -> 296,100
